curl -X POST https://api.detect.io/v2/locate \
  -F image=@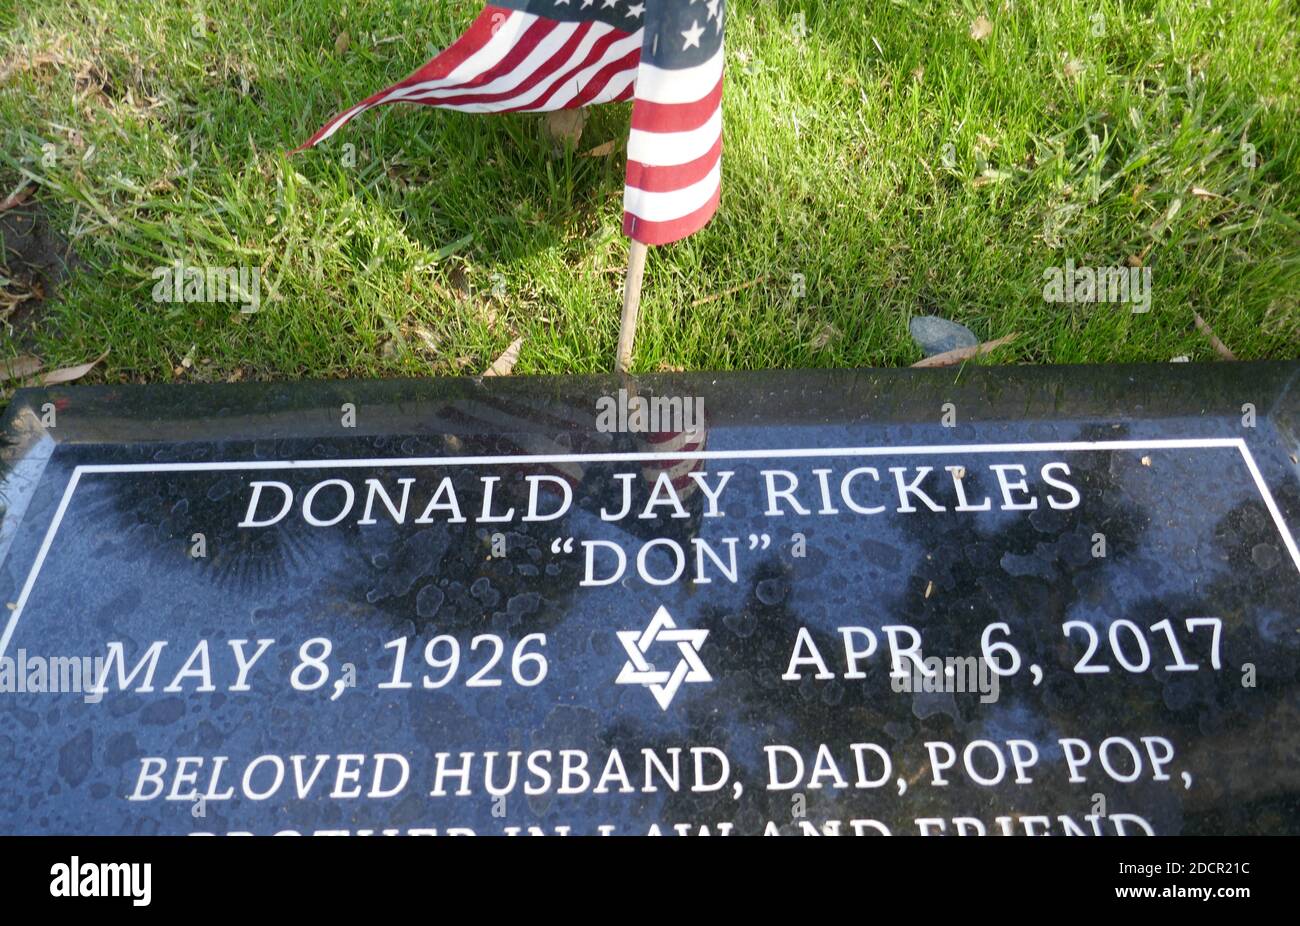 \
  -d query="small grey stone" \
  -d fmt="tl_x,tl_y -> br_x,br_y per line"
909,316 -> 978,356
